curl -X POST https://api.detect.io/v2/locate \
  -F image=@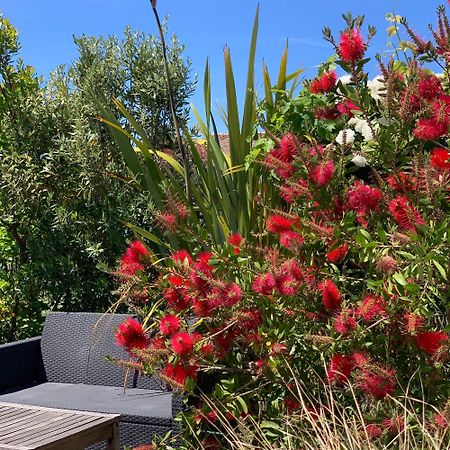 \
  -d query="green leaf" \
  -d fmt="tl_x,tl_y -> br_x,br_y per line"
432,260 -> 447,281
393,272 -> 408,286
